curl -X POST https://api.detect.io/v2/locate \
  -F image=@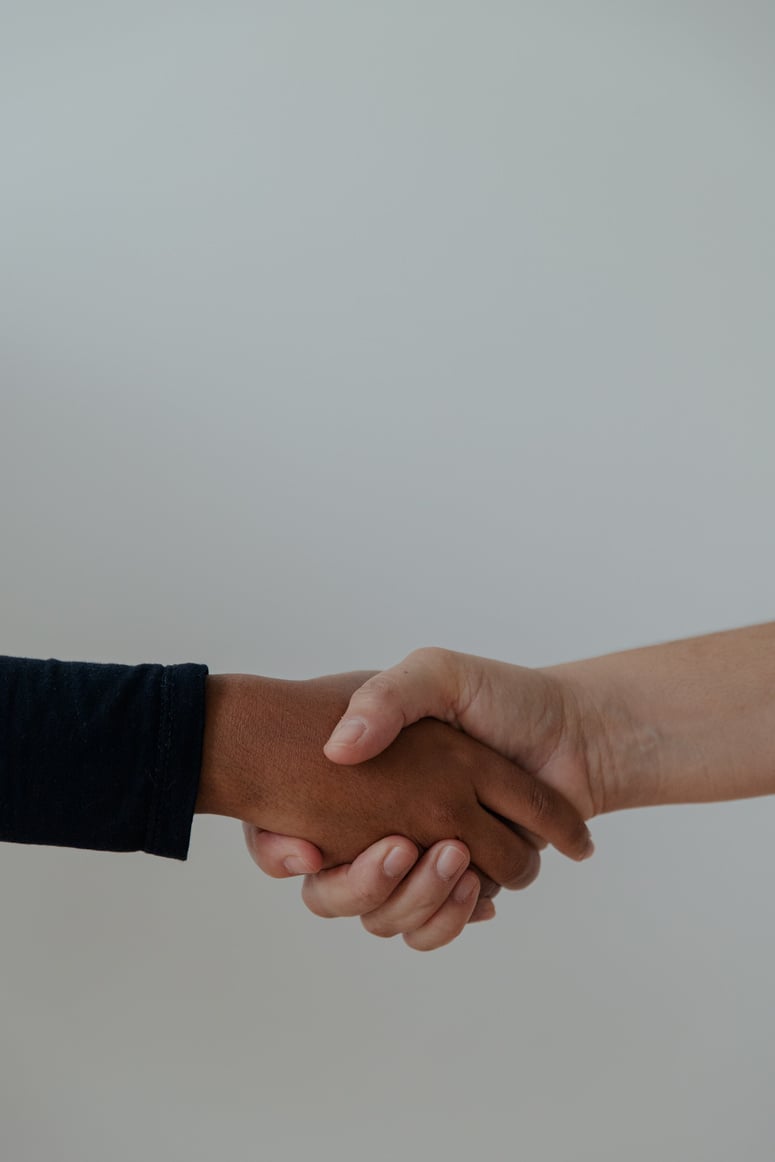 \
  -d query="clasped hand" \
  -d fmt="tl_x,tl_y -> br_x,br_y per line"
227,625 -> 775,950
198,650 -> 596,950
